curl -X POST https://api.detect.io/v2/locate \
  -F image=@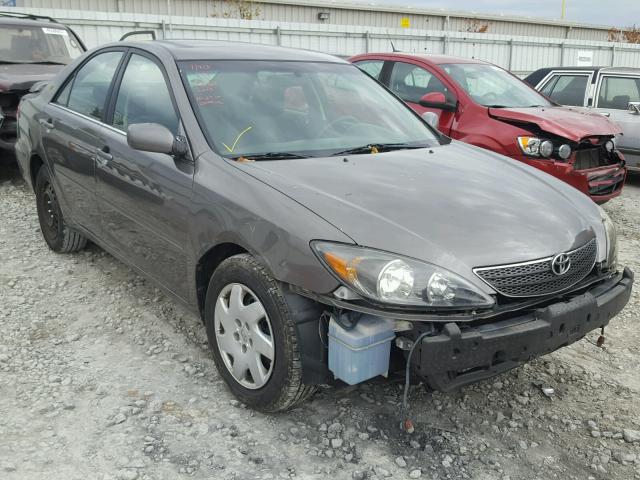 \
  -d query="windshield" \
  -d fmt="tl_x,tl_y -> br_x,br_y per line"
441,63 -> 552,108
179,61 -> 440,158
0,25 -> 83,64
